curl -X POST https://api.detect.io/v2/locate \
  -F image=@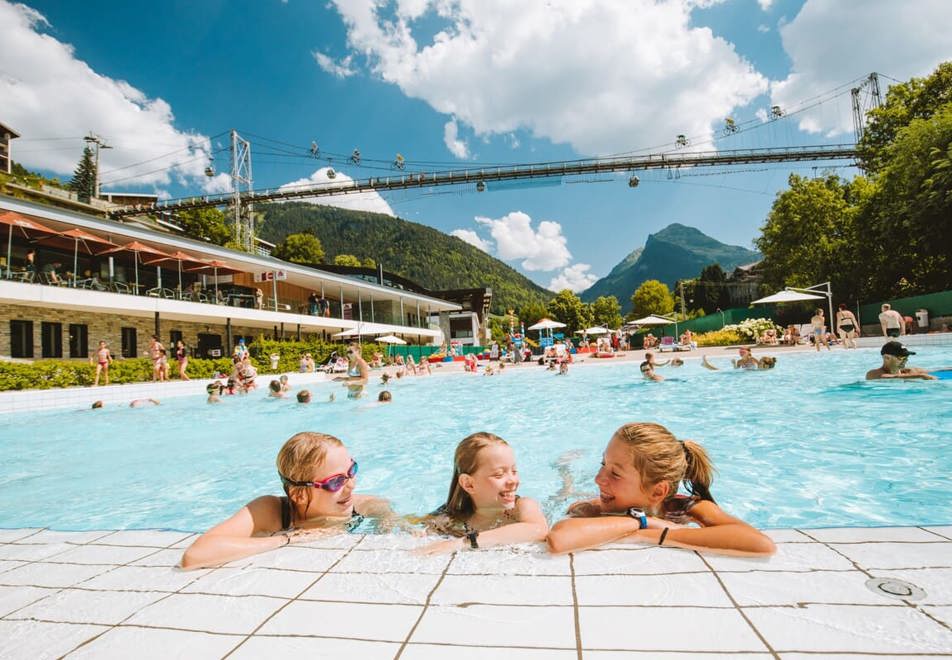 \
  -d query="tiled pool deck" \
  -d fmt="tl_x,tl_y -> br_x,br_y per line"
1,526 -> 951,658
